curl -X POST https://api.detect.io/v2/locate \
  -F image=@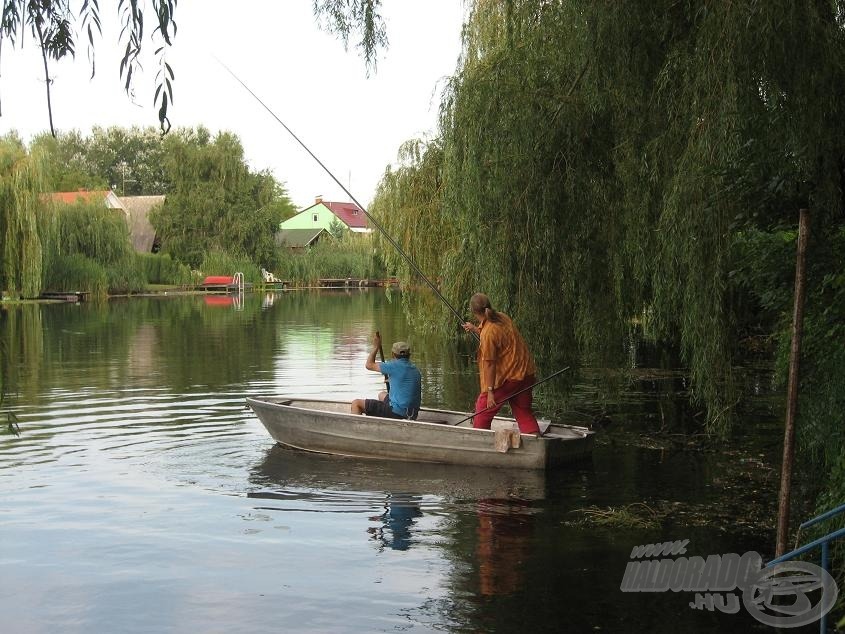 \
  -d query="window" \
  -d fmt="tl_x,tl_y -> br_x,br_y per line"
313,214 -> 318,222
